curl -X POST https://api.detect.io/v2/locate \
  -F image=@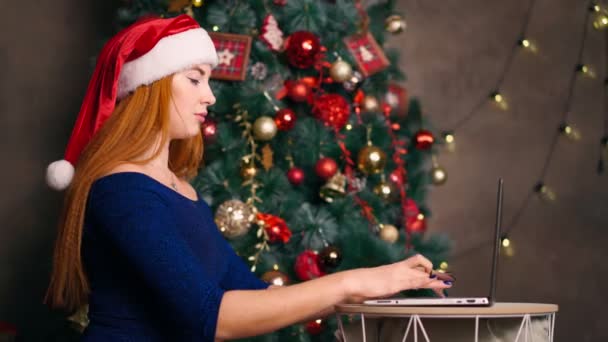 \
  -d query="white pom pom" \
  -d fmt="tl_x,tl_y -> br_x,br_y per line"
46,159 -> 75,190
